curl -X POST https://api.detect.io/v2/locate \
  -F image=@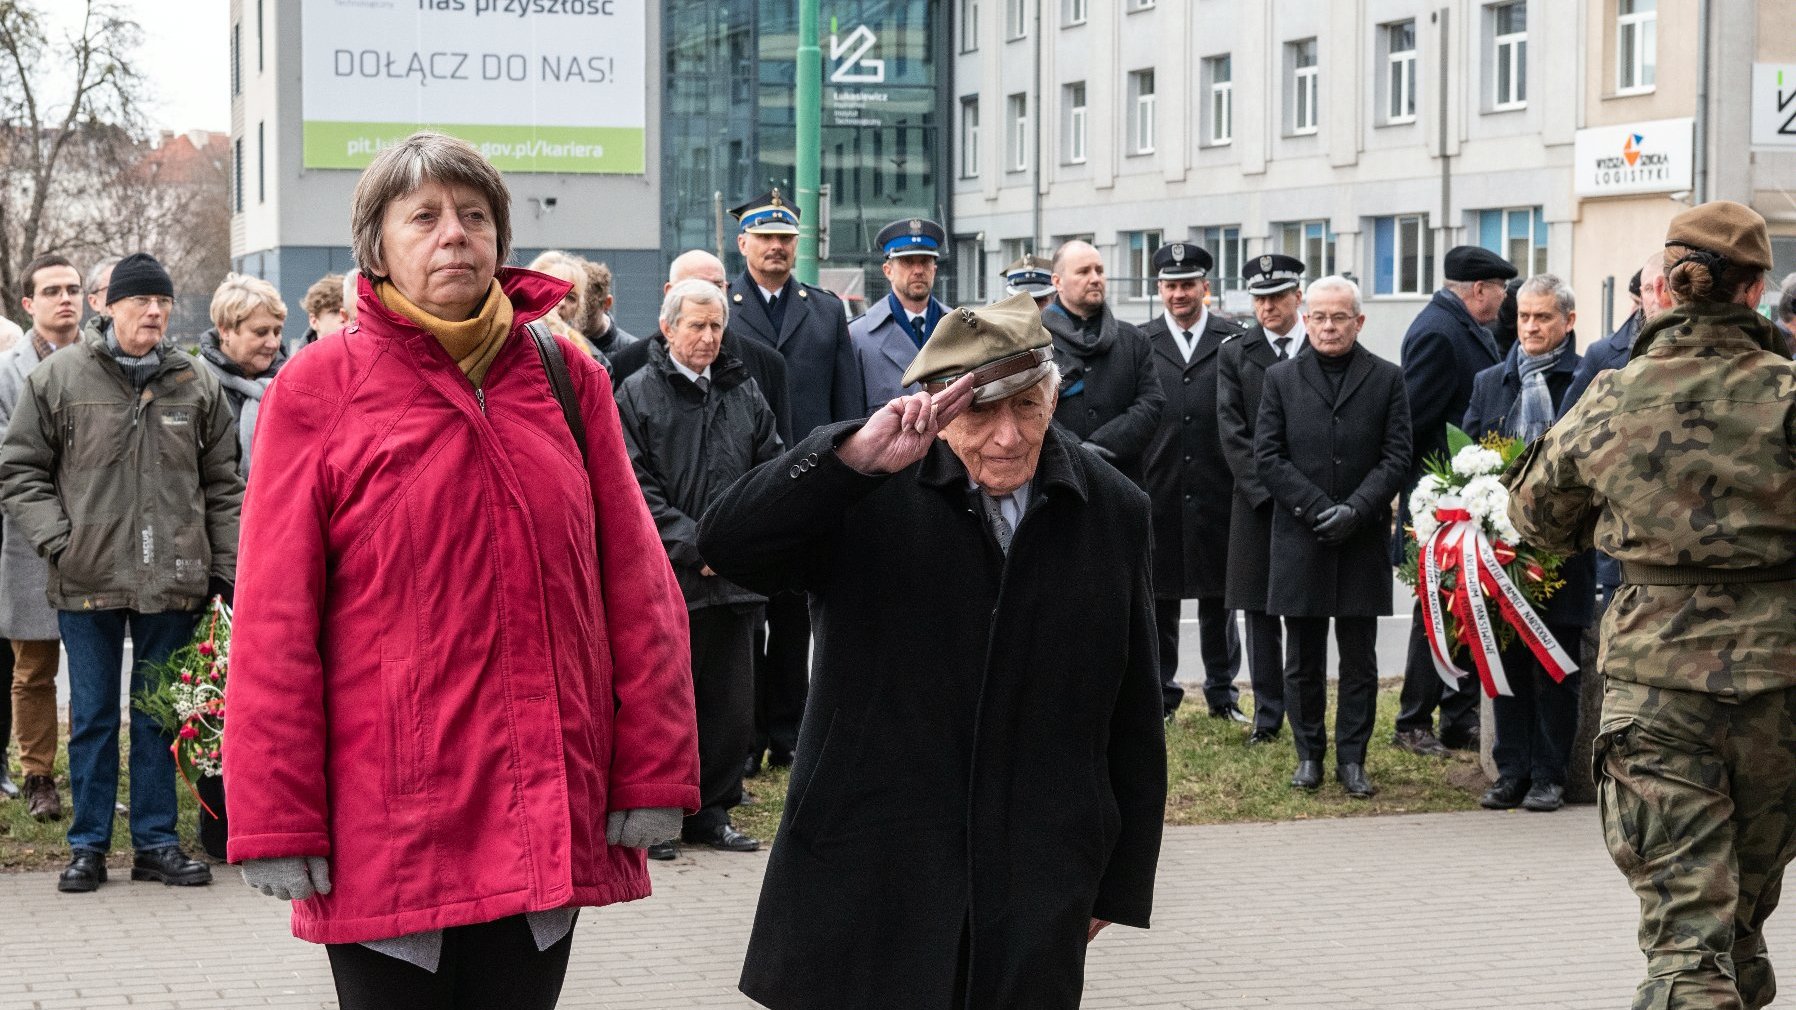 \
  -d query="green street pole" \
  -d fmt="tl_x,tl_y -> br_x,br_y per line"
795,0 -> 822,285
